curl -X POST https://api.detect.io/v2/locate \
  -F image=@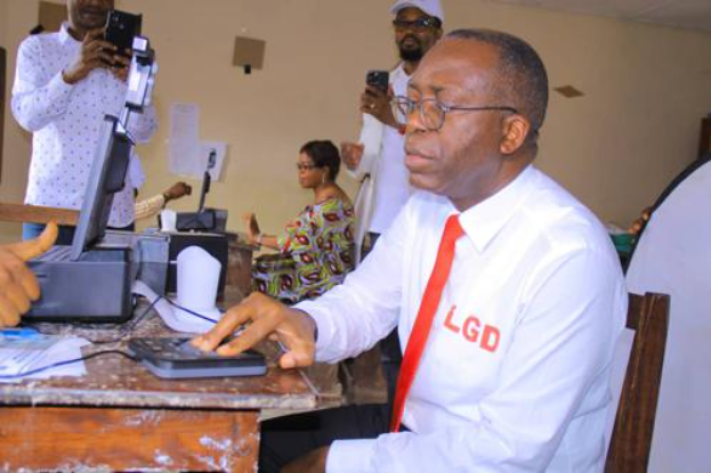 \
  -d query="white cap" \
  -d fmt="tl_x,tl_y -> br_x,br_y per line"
390,0 -> 444,23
